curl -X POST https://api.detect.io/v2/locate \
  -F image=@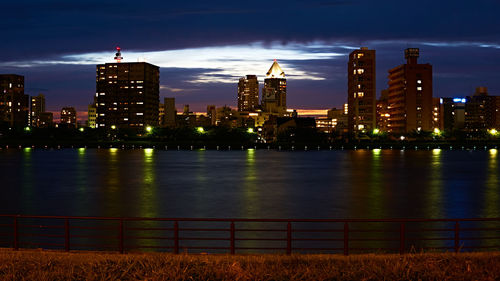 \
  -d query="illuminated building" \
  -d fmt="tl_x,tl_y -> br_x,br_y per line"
238,75 -> 259,112
327,107 -> 348,133
0,74 -> 29,128
163,97 -> 176,127
348,47 -> 376,134
432,97 -> 442,130
158,102 -> 164,125
316,117 -> 335,133
465,87 -> 497,131
207,105 -> 216,126
441,97 -> 466,131
95,47 -> 160,130
262,60 -> 287,114
387,48 -> 433,133
60,107 -> 77,128
87,103 -> 97,128
376,89 -> 390,132
30,94 -> 46,127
